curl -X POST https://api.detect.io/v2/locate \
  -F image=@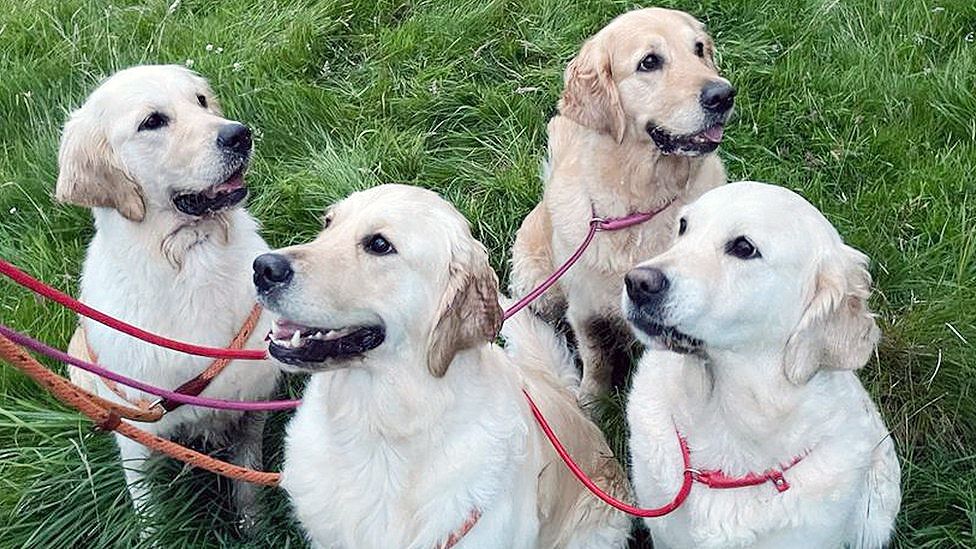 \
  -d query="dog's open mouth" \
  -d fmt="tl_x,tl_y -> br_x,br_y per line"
172,168 -> 248,217
267,318 -> 385,368
647,124 -> 724,156
629,317 -> 704,355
